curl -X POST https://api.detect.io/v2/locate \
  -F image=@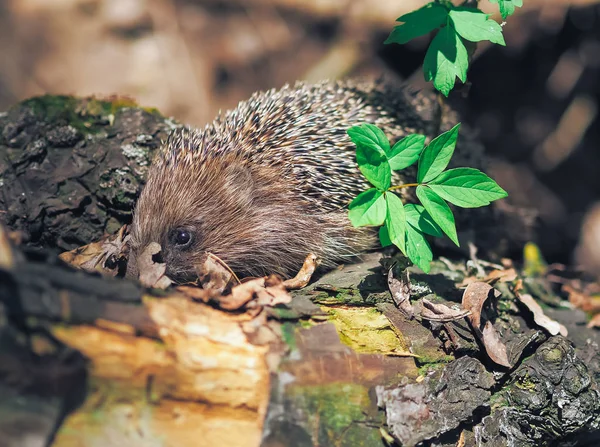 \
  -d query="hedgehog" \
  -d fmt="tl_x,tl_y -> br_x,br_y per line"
126,79 -> 483,284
